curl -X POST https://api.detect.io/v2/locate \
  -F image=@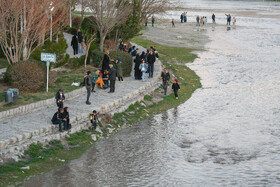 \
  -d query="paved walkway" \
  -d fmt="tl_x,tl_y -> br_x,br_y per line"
63,32 -> 85,58
0,44 -> 162,150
